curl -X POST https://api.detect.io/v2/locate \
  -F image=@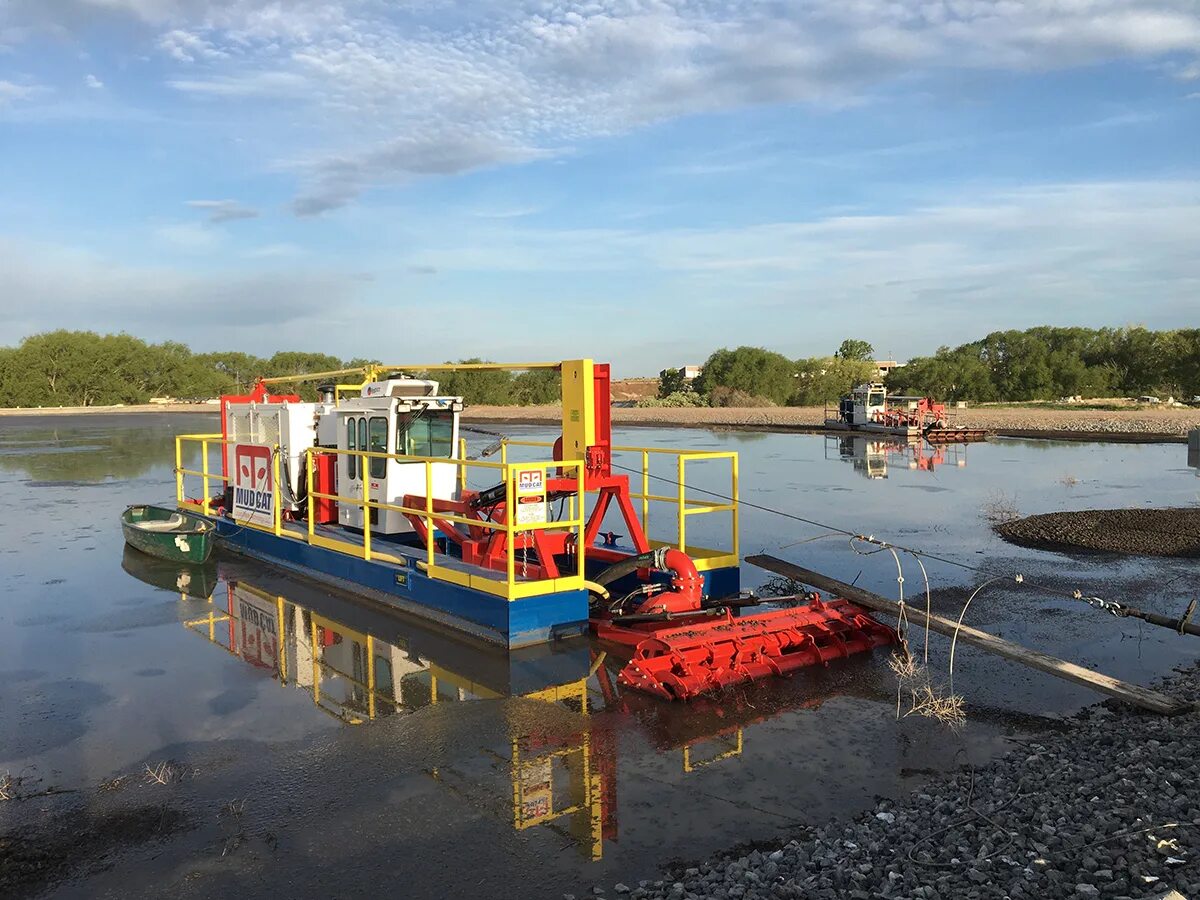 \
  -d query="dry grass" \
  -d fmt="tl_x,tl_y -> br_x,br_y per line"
889,643 -> 966,730
219,798 -> 249,857
143,761 -> 179,786
0,771 -> 16,801
1061,474 -> 1079,486
981,491 -> 1020,524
